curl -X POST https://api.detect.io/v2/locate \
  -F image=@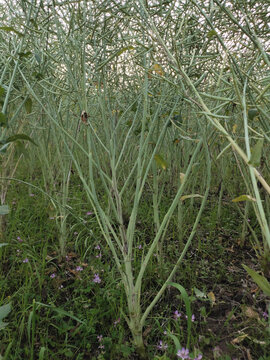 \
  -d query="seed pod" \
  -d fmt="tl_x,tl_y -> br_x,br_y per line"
81,110 -> 88,123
